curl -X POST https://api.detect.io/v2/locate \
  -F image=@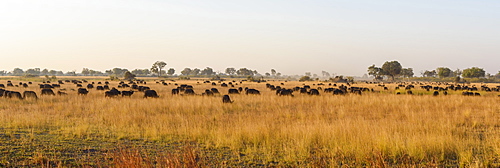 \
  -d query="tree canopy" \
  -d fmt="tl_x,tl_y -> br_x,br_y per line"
462,67 -> 485,78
